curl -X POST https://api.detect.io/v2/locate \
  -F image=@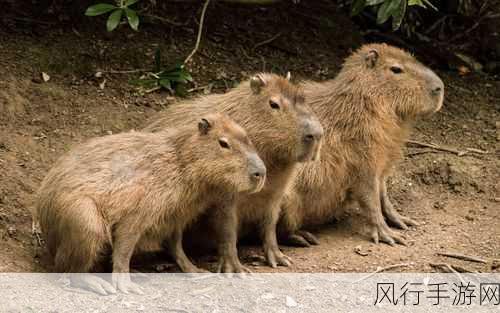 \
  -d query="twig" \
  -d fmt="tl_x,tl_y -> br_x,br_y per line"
429,263 -> 466,285
98,69 -> 148,74
144,86 -> 162,94
406,149 -> 440,157
437,252 -> 487,264
406,140 -> 465,156
353,263 -> 410,283
184,0 -> 211,65
253,32 -> 282,50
